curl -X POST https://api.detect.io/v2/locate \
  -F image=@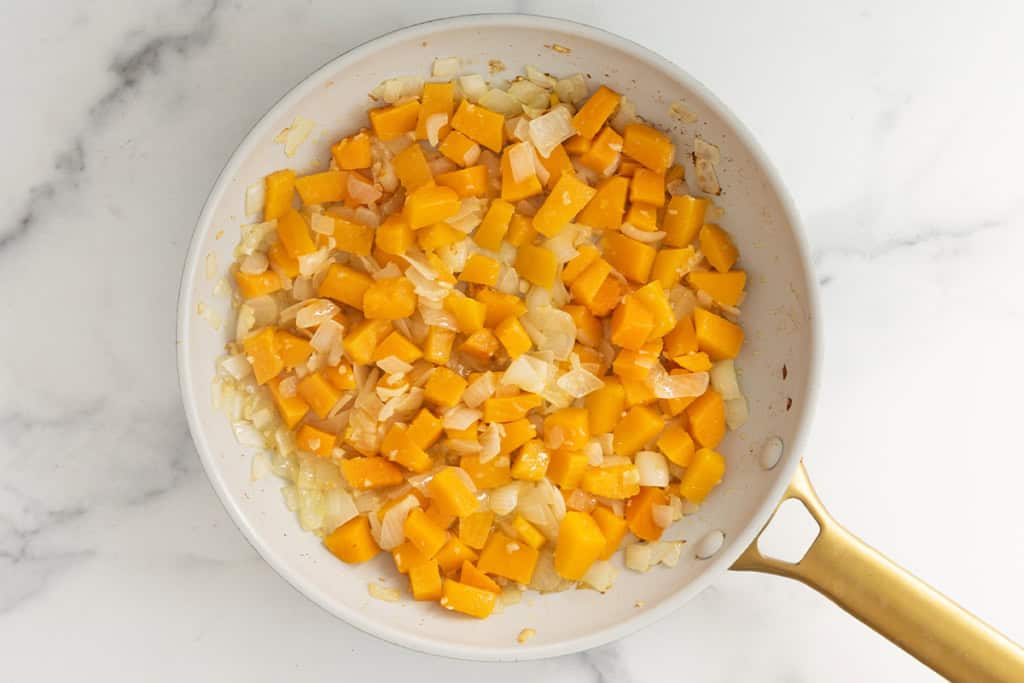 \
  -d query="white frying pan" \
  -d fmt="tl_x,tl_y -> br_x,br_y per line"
176,14 -> 1024,679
